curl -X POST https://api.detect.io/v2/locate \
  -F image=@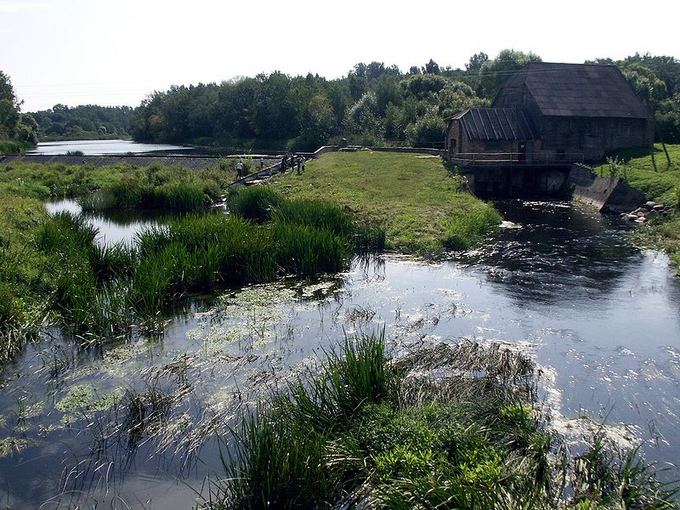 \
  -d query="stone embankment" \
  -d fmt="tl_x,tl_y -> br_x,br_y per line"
620,201 -> 674,224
